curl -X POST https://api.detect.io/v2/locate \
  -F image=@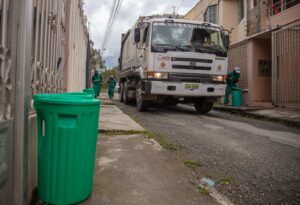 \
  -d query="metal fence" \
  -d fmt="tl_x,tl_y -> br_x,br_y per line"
0,0 -> 89,204
272,21 -> 300,106
0,0 -> 19,204
31,0 -> 66,97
